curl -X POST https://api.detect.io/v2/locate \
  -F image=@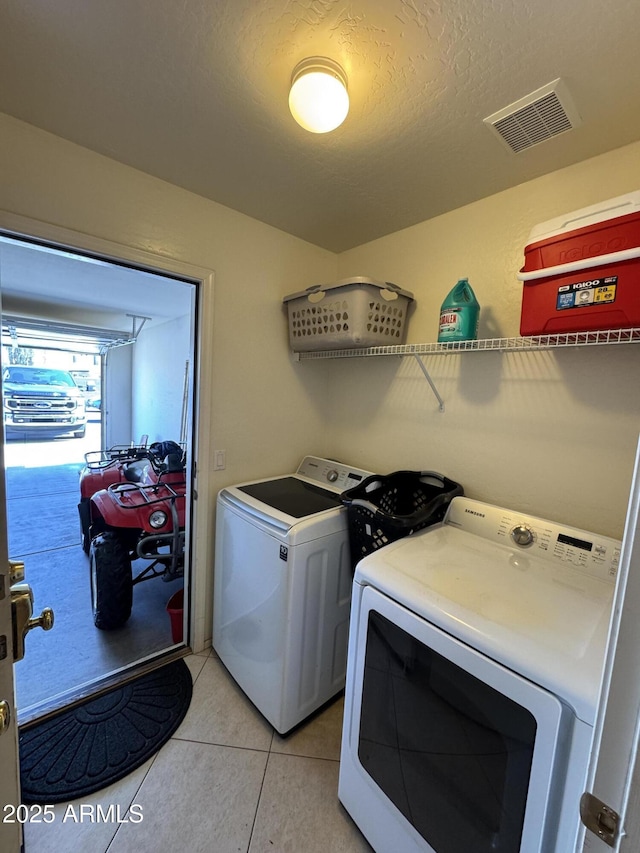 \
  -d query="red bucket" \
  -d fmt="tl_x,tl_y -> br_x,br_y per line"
166,589 -> 184,643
